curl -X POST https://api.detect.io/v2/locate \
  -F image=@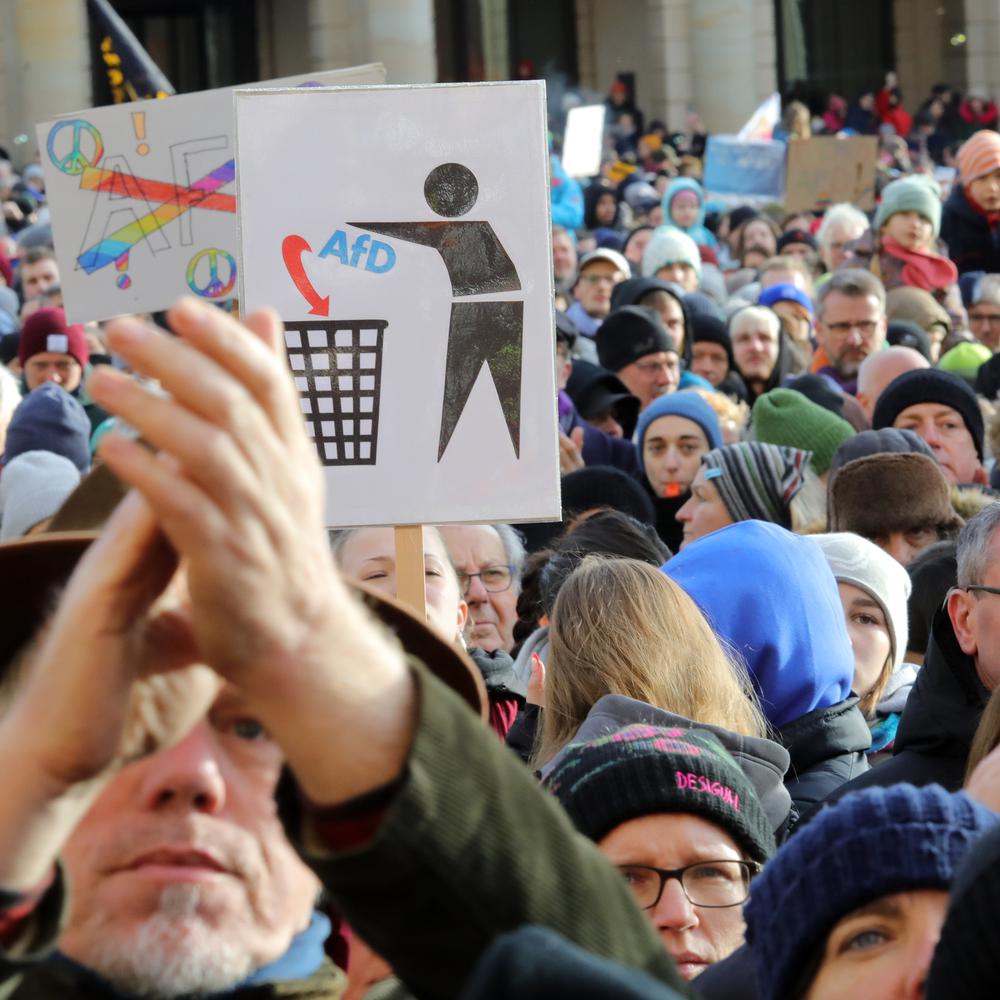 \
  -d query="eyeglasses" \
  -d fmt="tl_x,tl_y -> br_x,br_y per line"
966,585 -> 1000,598
822,319 -> 880,337
617,860 -> 759,910
578,274 -> 620,286
970,313 -> 1000,326
457,564 -> 514,596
